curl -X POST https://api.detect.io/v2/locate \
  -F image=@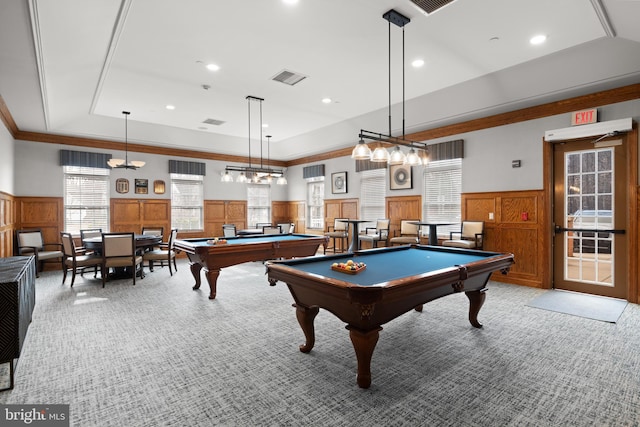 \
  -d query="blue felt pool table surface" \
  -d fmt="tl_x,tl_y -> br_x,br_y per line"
278,246 -> 500,287
182,234 -> 319,247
